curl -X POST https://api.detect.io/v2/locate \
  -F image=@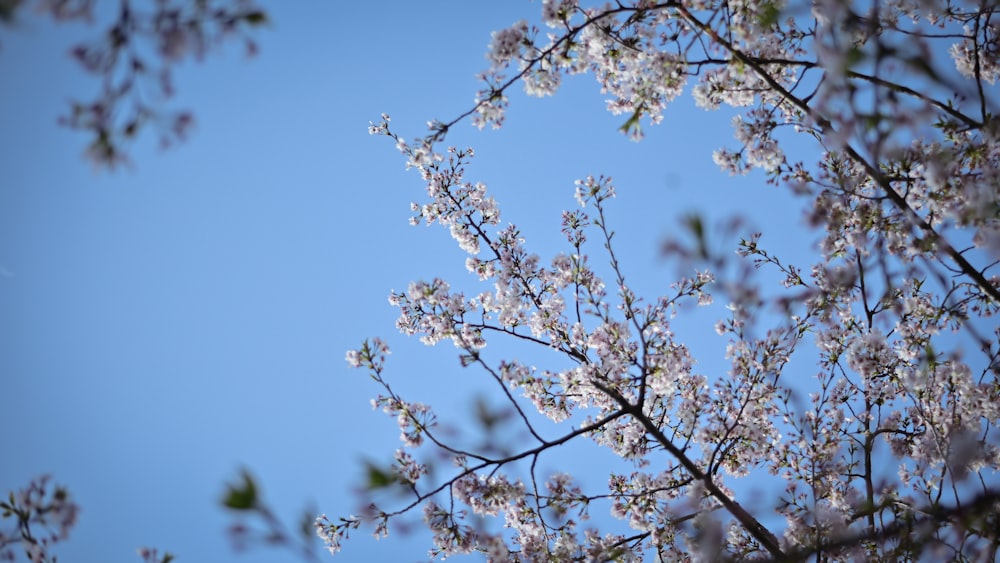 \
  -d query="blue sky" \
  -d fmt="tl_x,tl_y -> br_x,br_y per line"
1,2 -> 818,561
